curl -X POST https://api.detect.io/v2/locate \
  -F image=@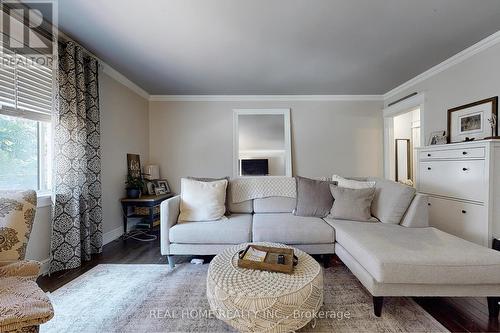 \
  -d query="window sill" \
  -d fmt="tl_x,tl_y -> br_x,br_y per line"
36,191 -> 52,208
